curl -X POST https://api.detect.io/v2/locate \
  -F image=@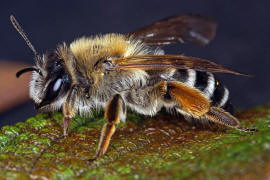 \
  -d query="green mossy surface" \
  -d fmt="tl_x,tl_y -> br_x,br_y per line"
0,105 -> 270,179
